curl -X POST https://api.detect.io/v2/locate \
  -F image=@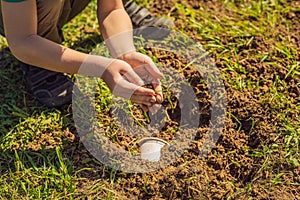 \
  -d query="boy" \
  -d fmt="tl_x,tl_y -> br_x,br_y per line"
0,0 -> 173,111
